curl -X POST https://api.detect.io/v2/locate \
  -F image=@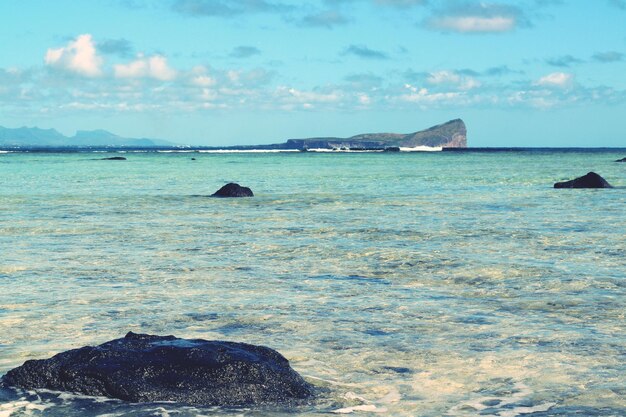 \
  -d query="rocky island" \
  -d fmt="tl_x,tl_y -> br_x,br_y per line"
281,119 -> 466,150
217,118 -> 467,151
